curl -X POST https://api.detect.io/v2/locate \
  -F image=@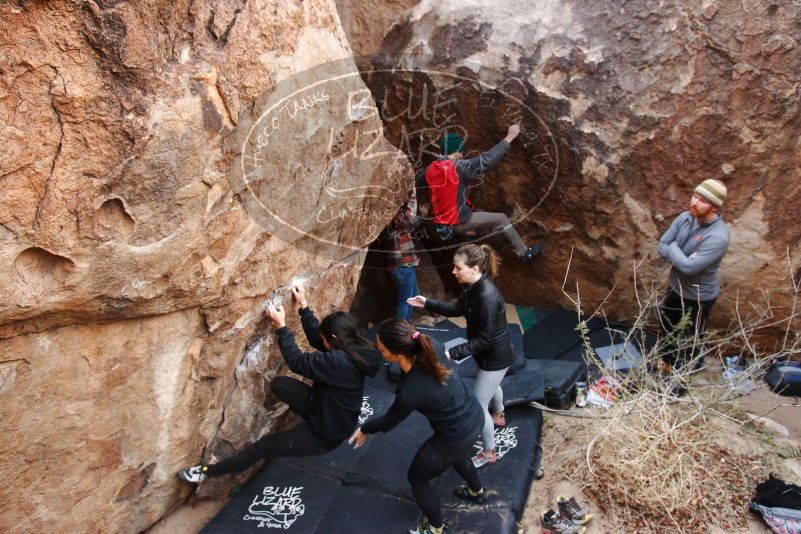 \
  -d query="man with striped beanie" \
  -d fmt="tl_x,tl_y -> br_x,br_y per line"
657,179 -> 730,371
